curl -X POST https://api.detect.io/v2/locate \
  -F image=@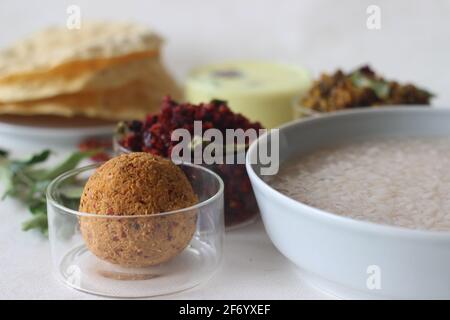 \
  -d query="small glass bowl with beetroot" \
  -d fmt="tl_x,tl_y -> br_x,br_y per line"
113,97 -> 262,229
